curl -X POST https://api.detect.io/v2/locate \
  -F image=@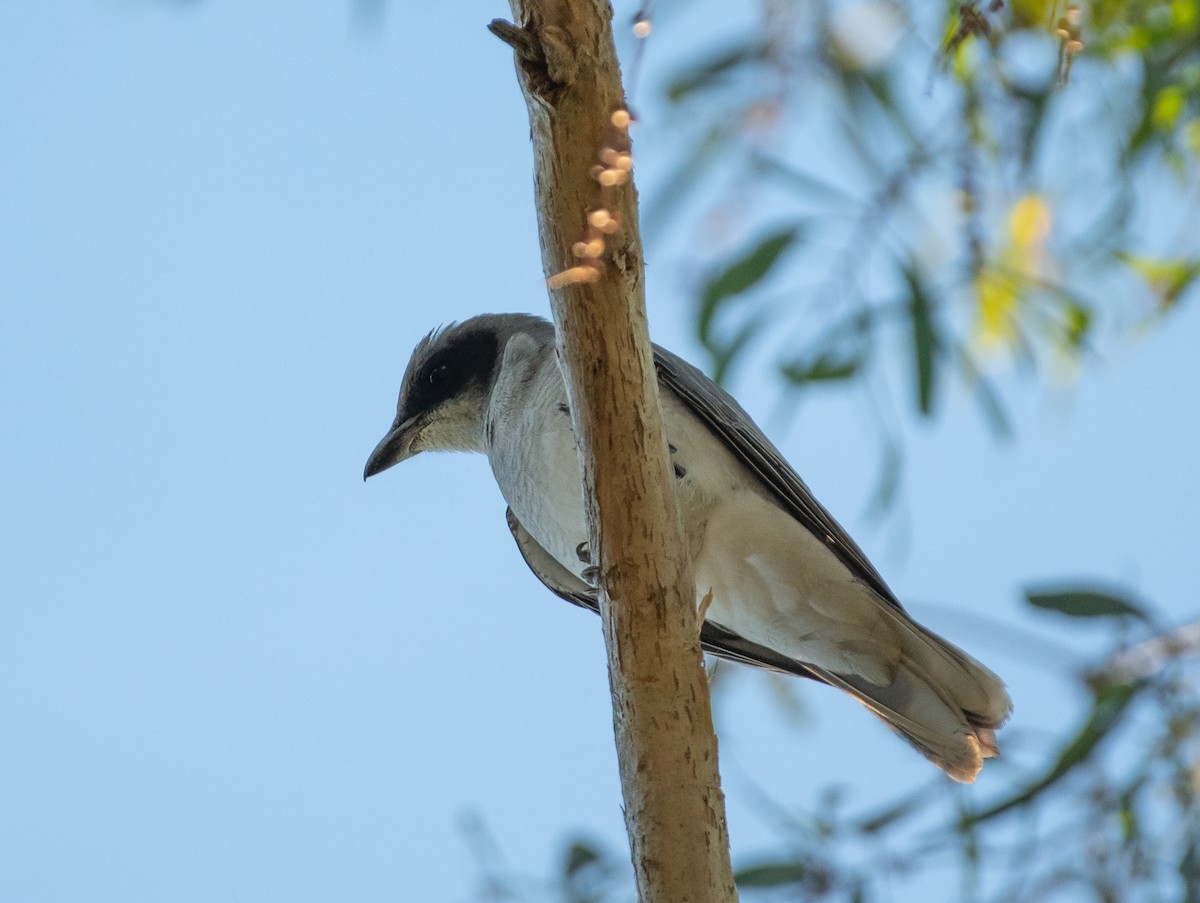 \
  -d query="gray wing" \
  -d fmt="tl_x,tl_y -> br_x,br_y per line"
505,507 -> 597,613
505,507 -> 824,681
652,345 -> 905,612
